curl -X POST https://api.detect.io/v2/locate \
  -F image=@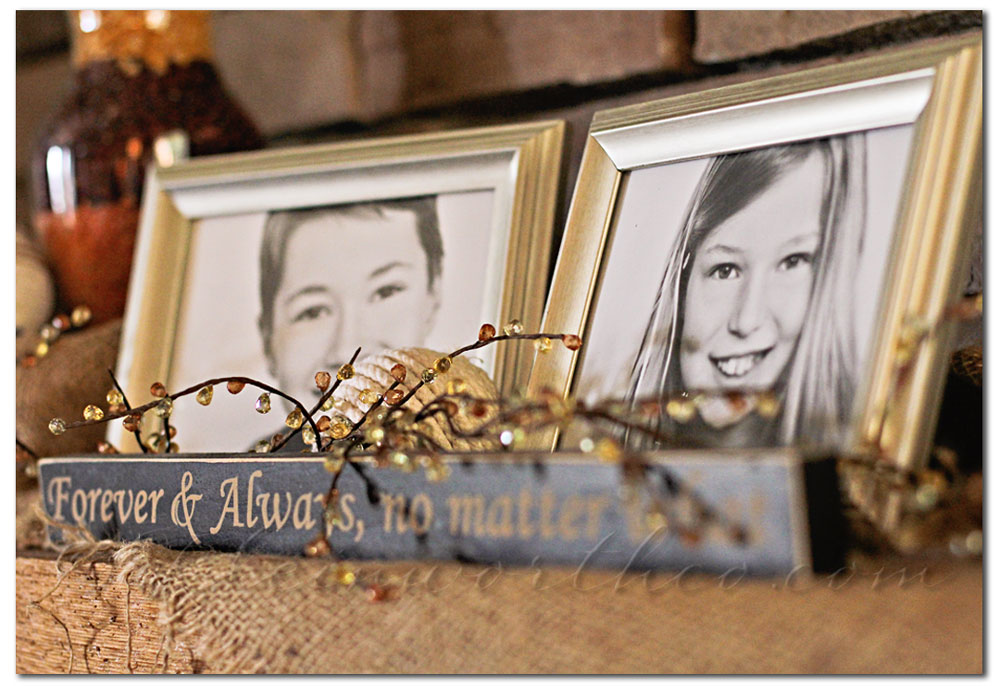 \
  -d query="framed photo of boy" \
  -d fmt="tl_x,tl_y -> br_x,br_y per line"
112,121 -> 564,453
527,36 -> 981,474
